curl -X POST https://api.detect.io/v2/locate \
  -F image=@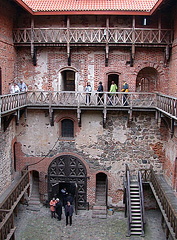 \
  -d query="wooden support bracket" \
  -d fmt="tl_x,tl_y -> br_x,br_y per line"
103,108 -> 107,128
77,108 -> 81,127
105,44 -> 109,67
170,118 -> 174,138
49,107 -> 54,126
